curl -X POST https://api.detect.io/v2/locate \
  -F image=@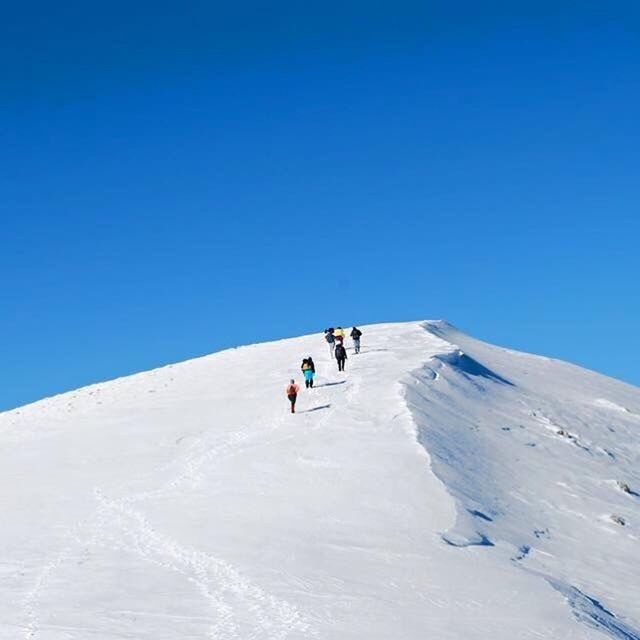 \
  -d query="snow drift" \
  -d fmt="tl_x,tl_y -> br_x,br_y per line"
0,321 -> 638,640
